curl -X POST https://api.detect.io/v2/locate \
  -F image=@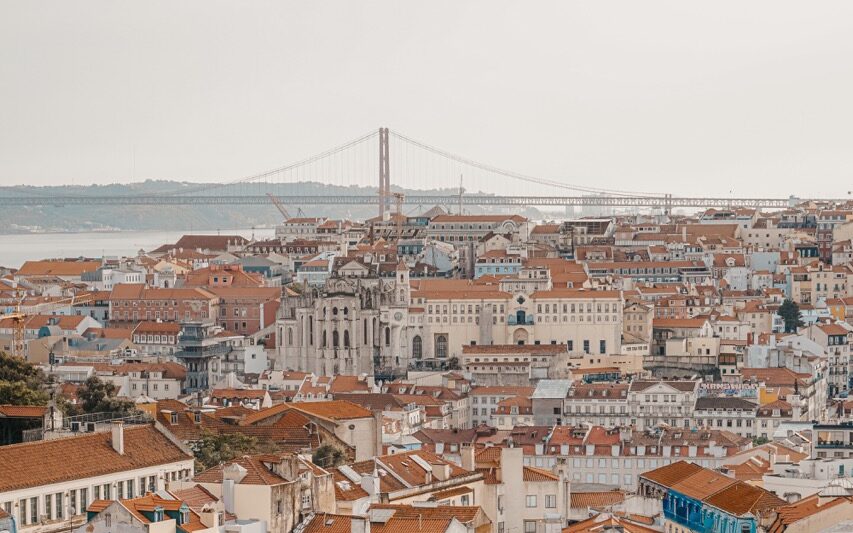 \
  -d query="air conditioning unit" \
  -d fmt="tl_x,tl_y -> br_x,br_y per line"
86,422 -> 97,432
70,421 -> 81,432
